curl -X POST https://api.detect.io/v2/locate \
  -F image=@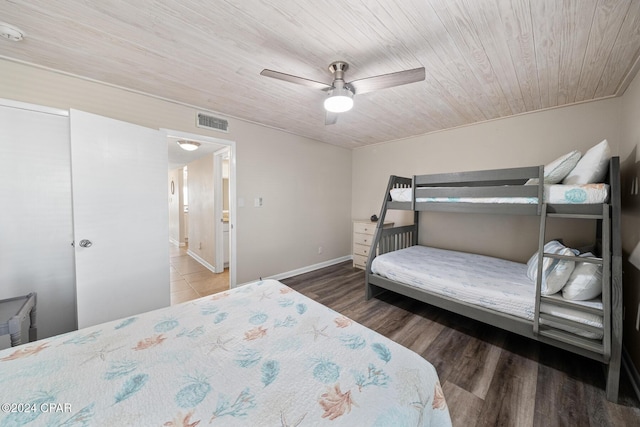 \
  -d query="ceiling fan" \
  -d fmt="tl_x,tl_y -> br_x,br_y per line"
260,61 -> 425,125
